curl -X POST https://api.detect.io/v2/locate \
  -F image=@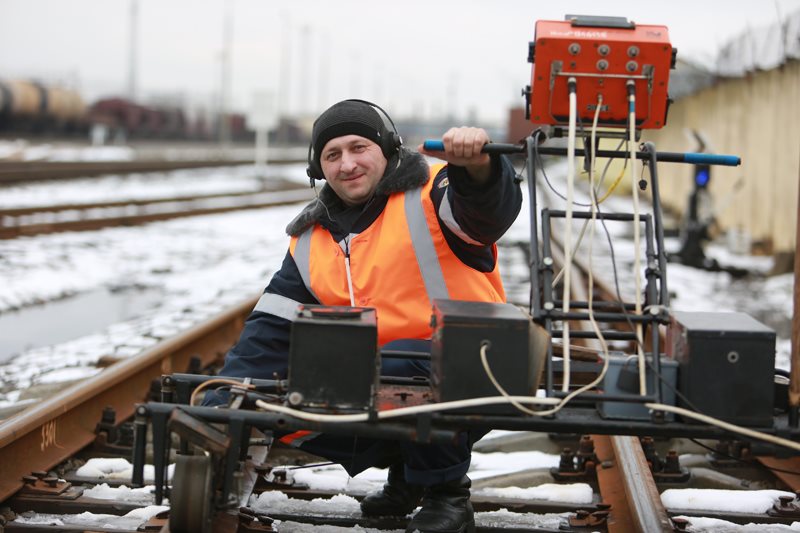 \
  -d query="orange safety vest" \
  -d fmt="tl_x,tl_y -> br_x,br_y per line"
289,164 -> 506,346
